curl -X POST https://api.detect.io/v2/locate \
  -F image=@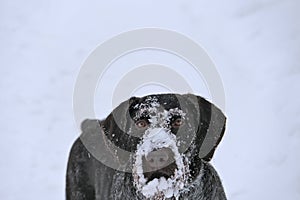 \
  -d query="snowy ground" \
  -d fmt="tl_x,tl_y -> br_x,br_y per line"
1,0 -> 300,199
